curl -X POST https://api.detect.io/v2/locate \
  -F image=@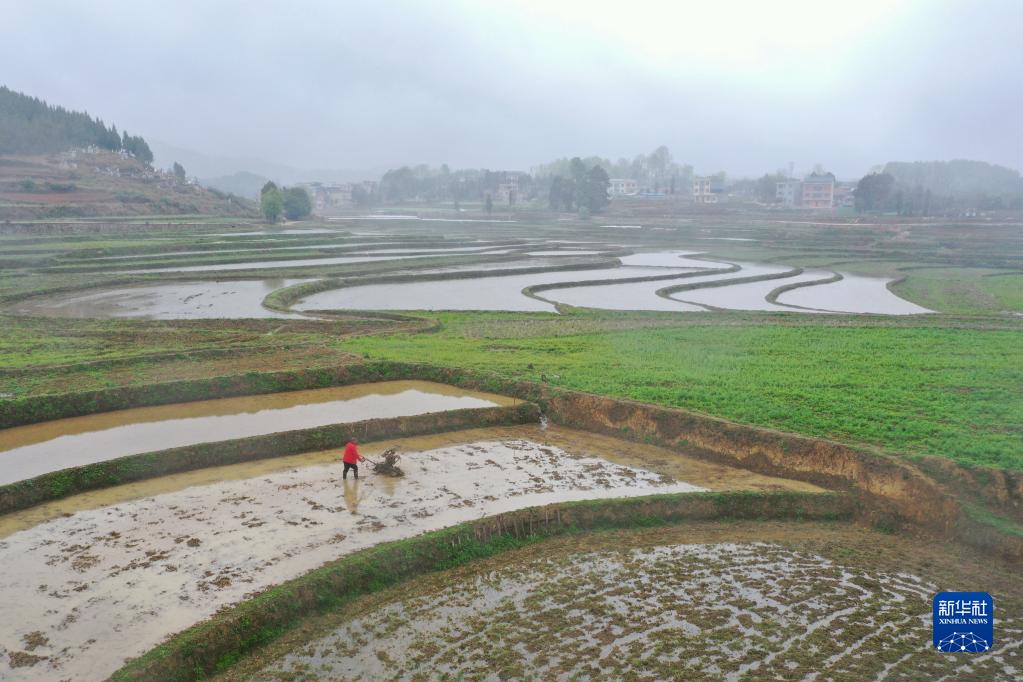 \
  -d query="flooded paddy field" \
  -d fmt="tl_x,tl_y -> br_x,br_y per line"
0,380 -> 515,485
619,250 -> 723,268
670,268 -> 835,312
778,272 -> 934,314
0,426 -> 739,680
242,523 -> 1022,681
74,240 -> 413,261
10,278 -> 314,319
294,265 -> 692,312
544,262 -> 787,312
272,248 -> 931,315
115,252 -> 447,274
